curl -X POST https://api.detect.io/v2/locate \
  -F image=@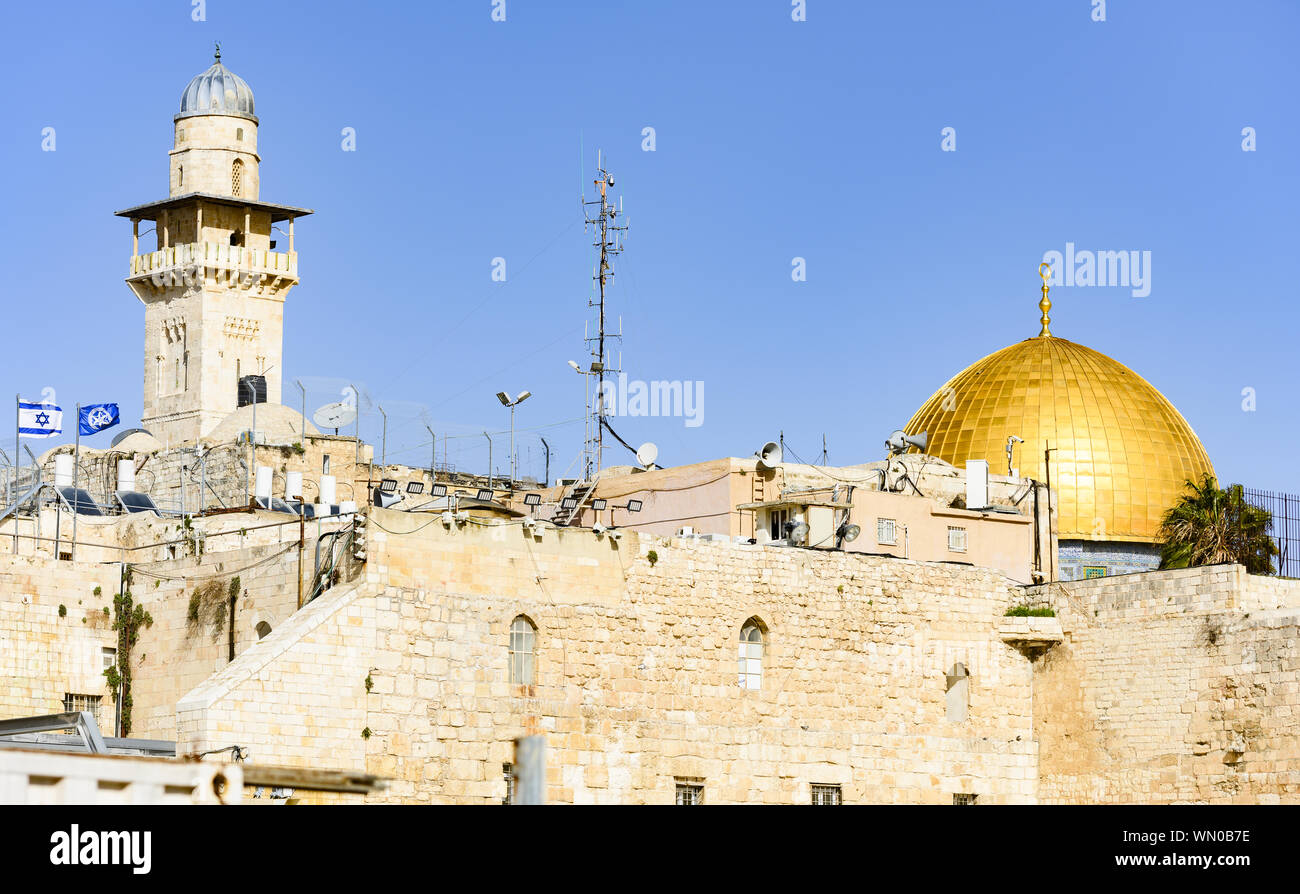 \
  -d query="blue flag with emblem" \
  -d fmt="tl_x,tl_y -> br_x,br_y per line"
78,403 -> 120,436
18,400 -> 63,438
